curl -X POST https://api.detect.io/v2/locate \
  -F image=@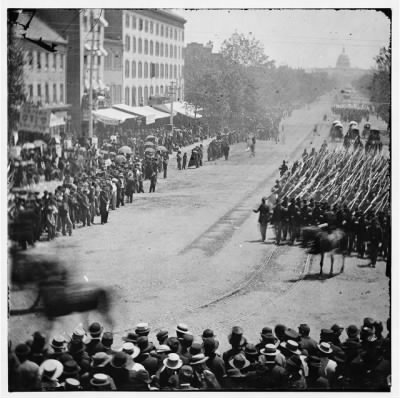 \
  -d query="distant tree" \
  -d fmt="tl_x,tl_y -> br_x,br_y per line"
8,13 -> 26,140
370,46 -> 390,124
220,32 -> 274,67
